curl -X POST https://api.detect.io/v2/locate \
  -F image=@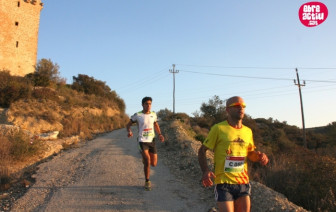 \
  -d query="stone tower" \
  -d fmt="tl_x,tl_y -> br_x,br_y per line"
0,0 -> 43,76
